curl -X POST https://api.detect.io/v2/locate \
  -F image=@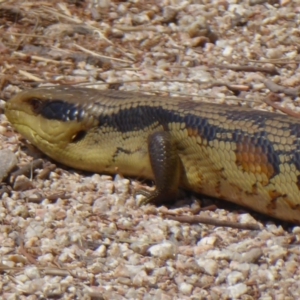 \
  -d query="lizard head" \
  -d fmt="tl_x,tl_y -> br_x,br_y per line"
5,86 -> 100,168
